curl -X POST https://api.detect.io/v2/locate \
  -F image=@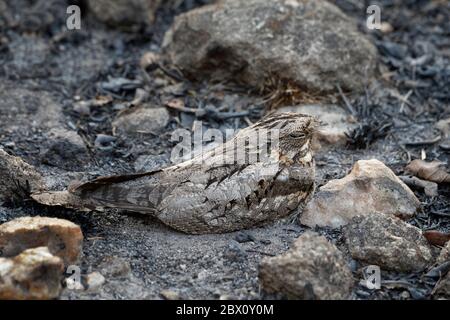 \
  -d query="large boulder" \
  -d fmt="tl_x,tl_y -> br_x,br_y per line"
163,0 -> 377,93
259,231 -> 353,299
300,159 -> 421,228
344,214 -> 433,272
